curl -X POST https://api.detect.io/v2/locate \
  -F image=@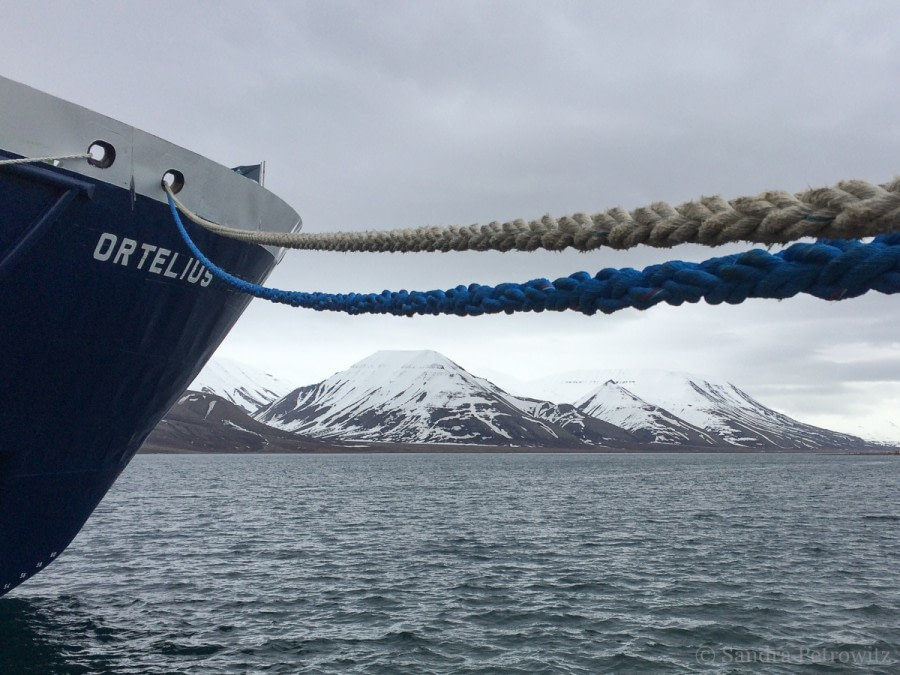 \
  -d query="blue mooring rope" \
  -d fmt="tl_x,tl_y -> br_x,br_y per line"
169,195 -> 900,317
